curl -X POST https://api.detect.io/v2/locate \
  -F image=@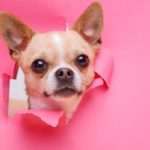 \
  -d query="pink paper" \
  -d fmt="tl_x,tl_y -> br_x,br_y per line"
0,36 -> 17,79
0,0 -> 150,150
0,74 -> 10,118
14,110 -> 65,127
